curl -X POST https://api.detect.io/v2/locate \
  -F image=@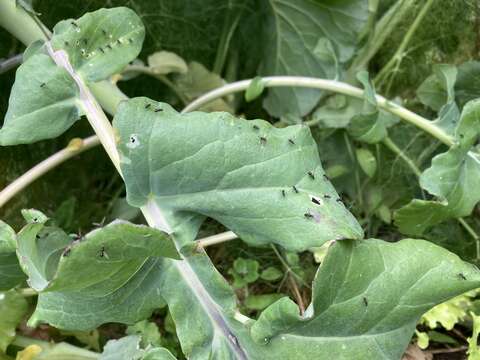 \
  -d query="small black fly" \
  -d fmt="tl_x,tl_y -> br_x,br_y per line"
71,21 -> 79,28
288,139 -> 295,145
292,186 -> 299,193
281,190 -> 286,197
106,44 -> 112,50
307,171 -> 315,180
304,212 -> 314,219
458,273 -> 467,280
253,125 -> 259,130
363,297 -> 368,306
99,246 -> 109,259
324,194 -> 331,199
145,103 -> 151,109
323,174 -> 329,181
40,83 -> 46,88
260,136 -> 267,145
154,108 -> 163,112
99,47 -> 105,53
